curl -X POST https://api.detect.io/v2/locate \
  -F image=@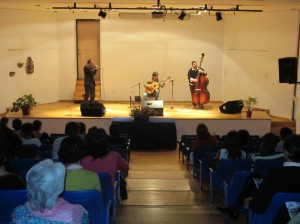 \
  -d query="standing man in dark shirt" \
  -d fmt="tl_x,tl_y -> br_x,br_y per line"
84,59 -> 99,102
